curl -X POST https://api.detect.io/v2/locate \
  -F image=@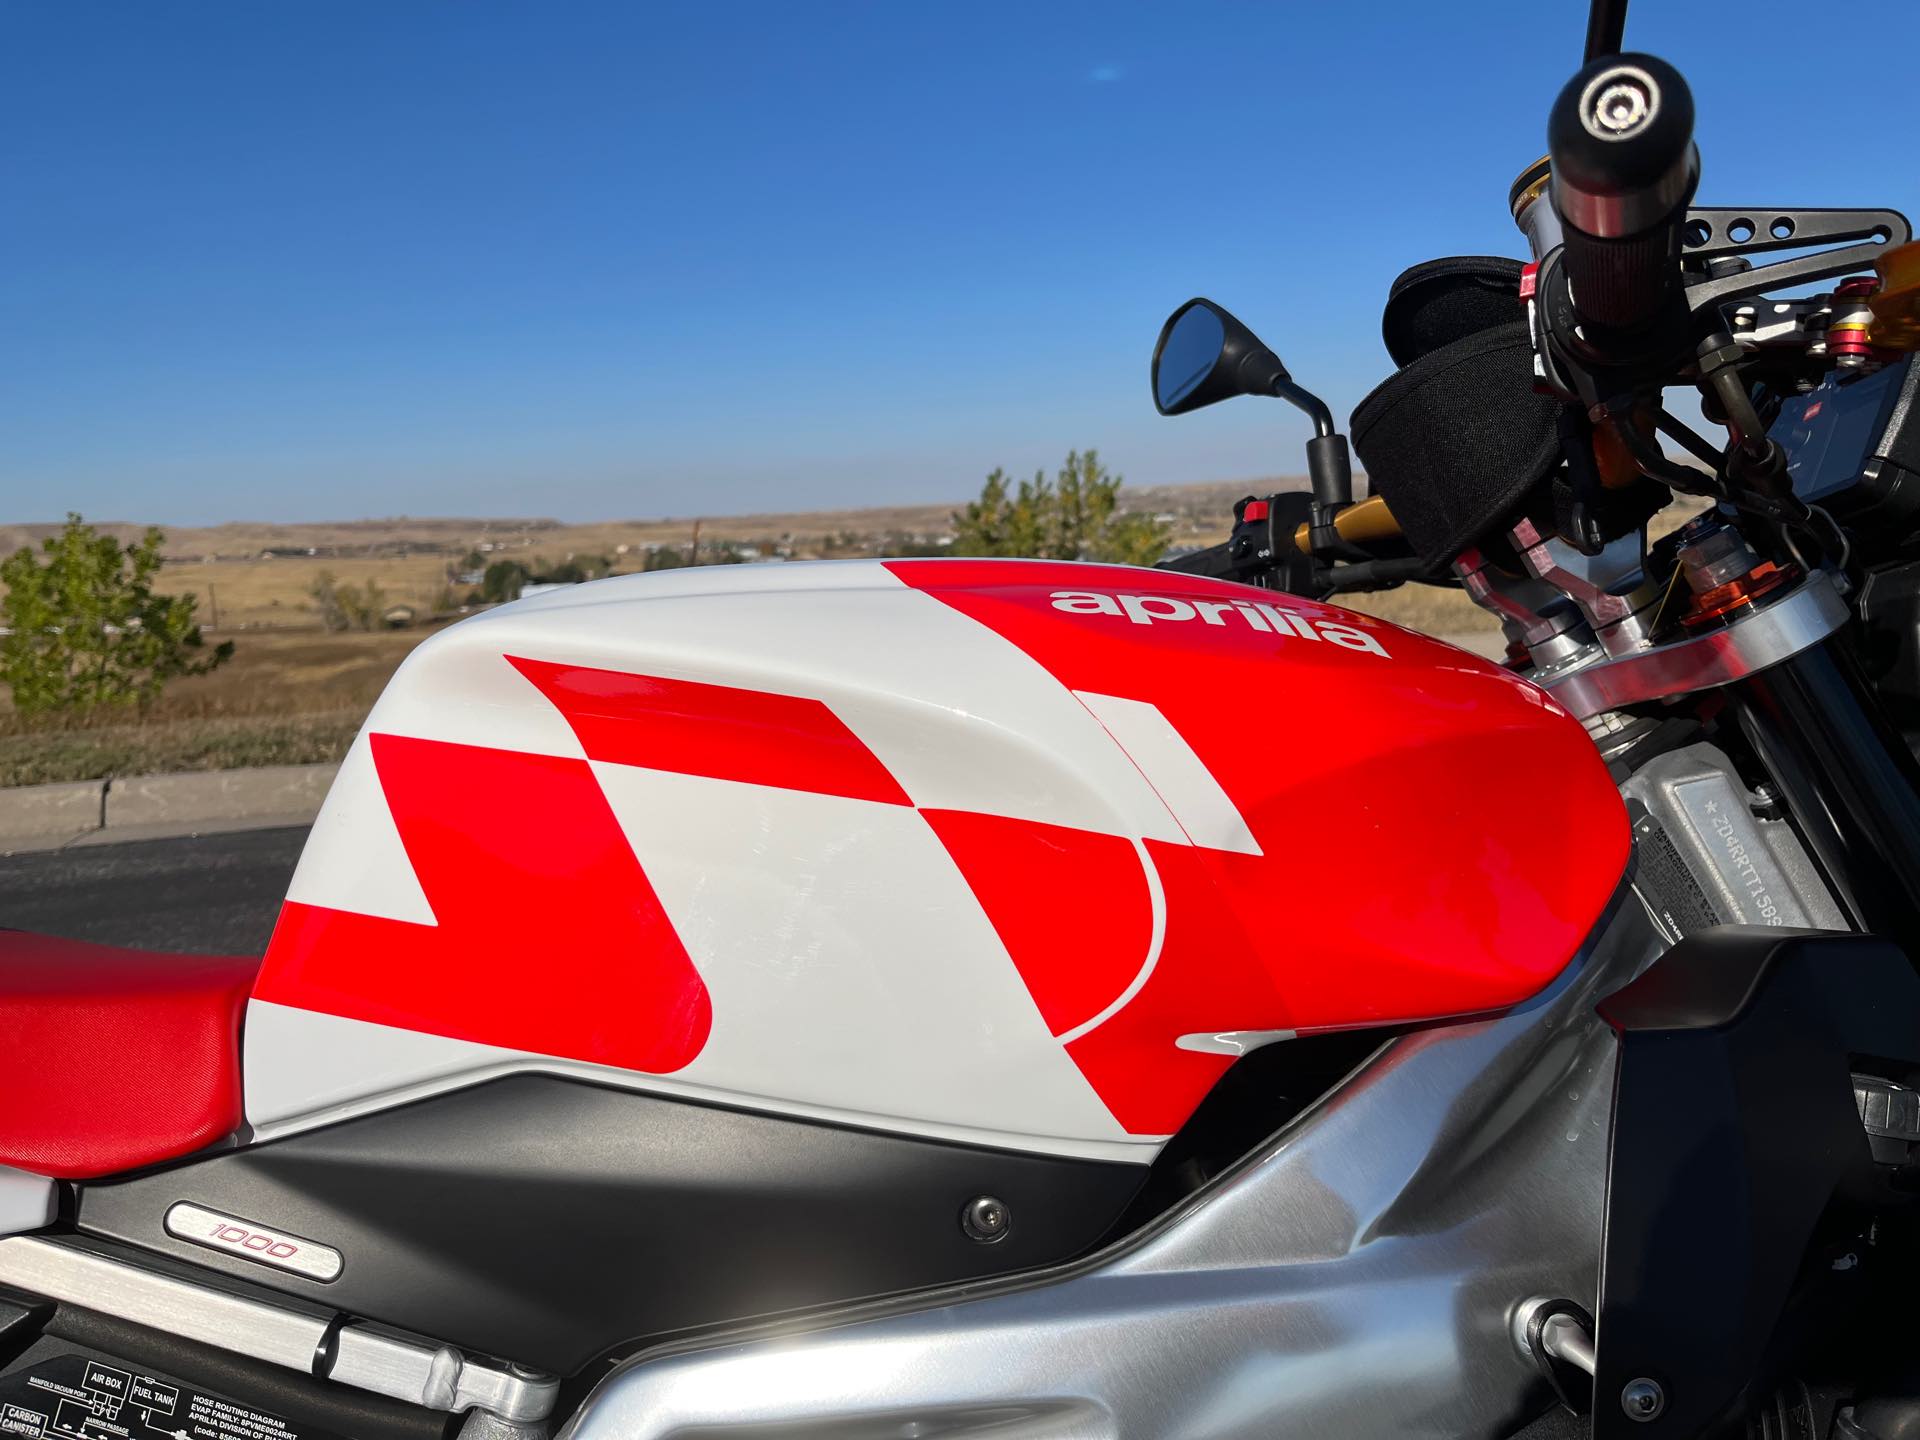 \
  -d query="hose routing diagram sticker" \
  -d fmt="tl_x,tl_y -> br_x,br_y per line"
0,1351 -> 342,1440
